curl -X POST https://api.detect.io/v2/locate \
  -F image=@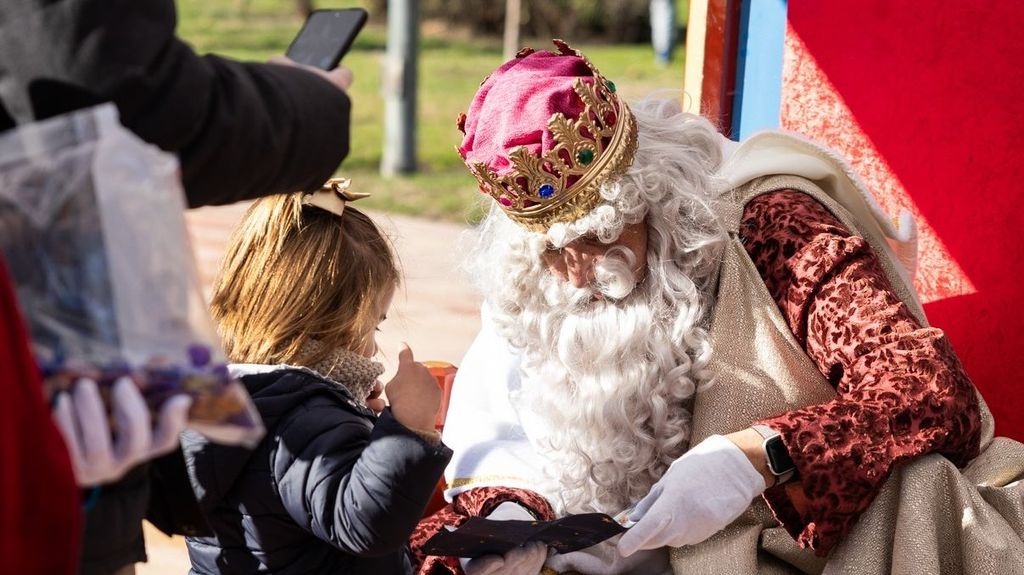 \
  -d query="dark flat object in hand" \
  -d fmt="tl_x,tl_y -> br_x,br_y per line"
421,512 -> 628,558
